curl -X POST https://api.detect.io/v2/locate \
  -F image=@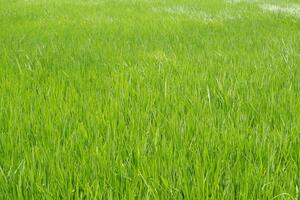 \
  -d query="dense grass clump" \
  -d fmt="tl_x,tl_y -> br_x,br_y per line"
0,0 -> 299,199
